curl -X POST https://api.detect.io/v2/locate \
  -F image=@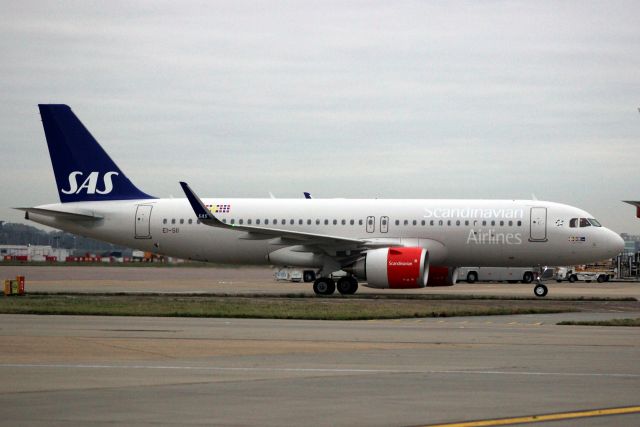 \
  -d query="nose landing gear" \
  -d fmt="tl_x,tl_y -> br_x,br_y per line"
534,283 -> 548,297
